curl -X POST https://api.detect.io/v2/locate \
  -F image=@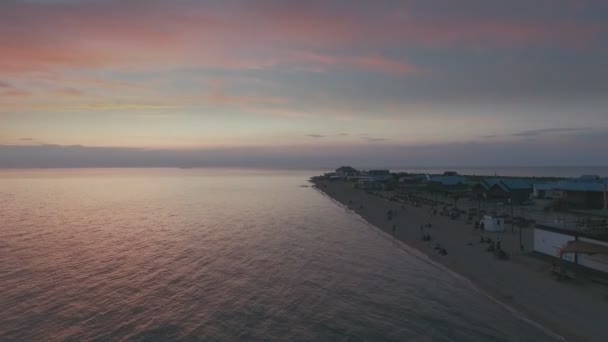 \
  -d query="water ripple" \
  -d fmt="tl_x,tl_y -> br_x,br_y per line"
0,169 -> 558,341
